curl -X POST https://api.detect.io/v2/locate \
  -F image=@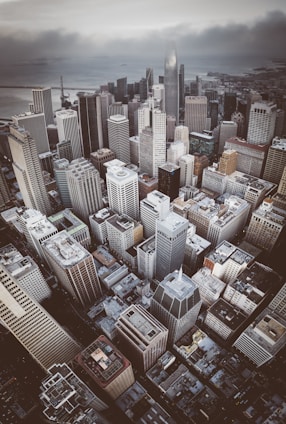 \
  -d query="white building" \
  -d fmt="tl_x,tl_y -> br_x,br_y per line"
32,87 -> 54,126
140,190 -> 170,238
106,165 -> 139,220
192,267 -> 226,307
12,112 -> 50,154
247,101 -> 277,145
108,114 -> 130,163
67,158 -> 103,224
137,236 -> 156,281
218,121 -> 237,154
166,140 -> 185,164
179,154 -> 195,187
89,207 -> 115,244
53,158 -> 72,208
174,125 -> 190,154
56,109 -> 83,159
42,230 -> 102,308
